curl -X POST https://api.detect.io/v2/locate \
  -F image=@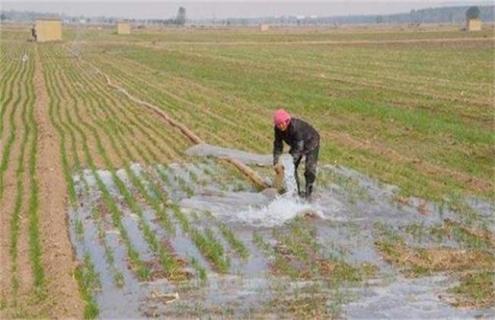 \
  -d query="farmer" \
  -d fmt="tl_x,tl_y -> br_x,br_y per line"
272,108 -> 320,198
31,25 -> 37,42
